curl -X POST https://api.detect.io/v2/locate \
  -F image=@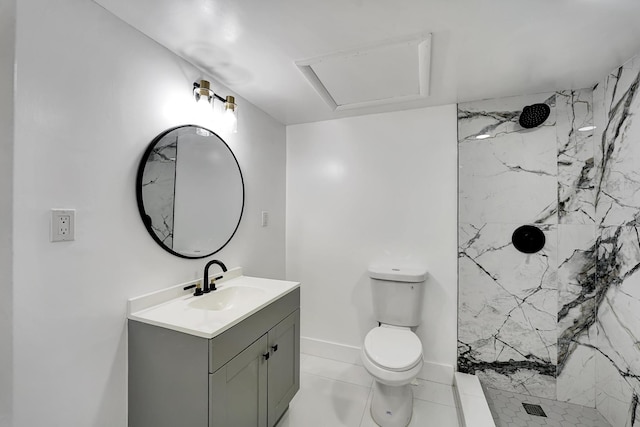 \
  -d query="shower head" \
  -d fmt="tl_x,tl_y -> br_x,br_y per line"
519,103 -> 550,129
